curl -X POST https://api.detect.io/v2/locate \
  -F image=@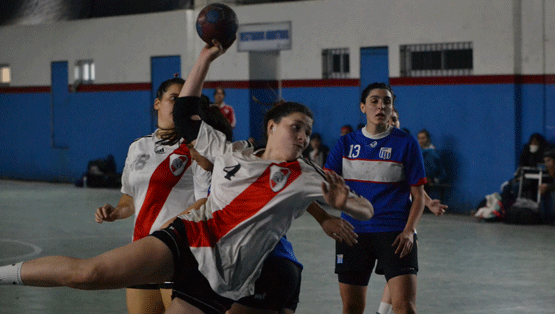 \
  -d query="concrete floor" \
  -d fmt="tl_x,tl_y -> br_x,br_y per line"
1,179 -> 554,313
